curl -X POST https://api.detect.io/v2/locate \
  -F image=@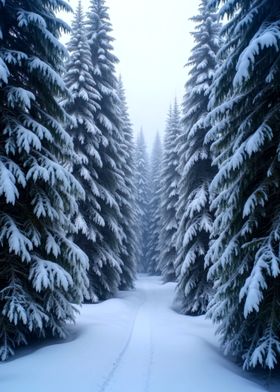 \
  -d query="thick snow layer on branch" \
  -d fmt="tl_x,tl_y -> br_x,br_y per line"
0,58 -> 9,85
234,26 -> 280,87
